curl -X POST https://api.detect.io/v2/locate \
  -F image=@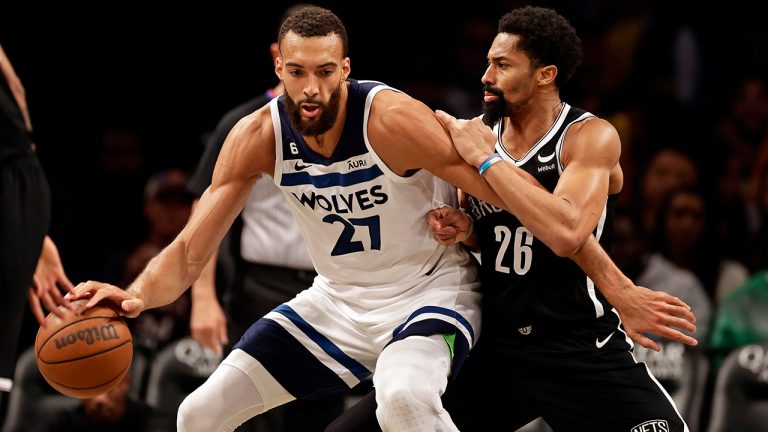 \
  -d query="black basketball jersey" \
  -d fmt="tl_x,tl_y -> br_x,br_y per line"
0,72 -> 33,163
468,103 -> 618,341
